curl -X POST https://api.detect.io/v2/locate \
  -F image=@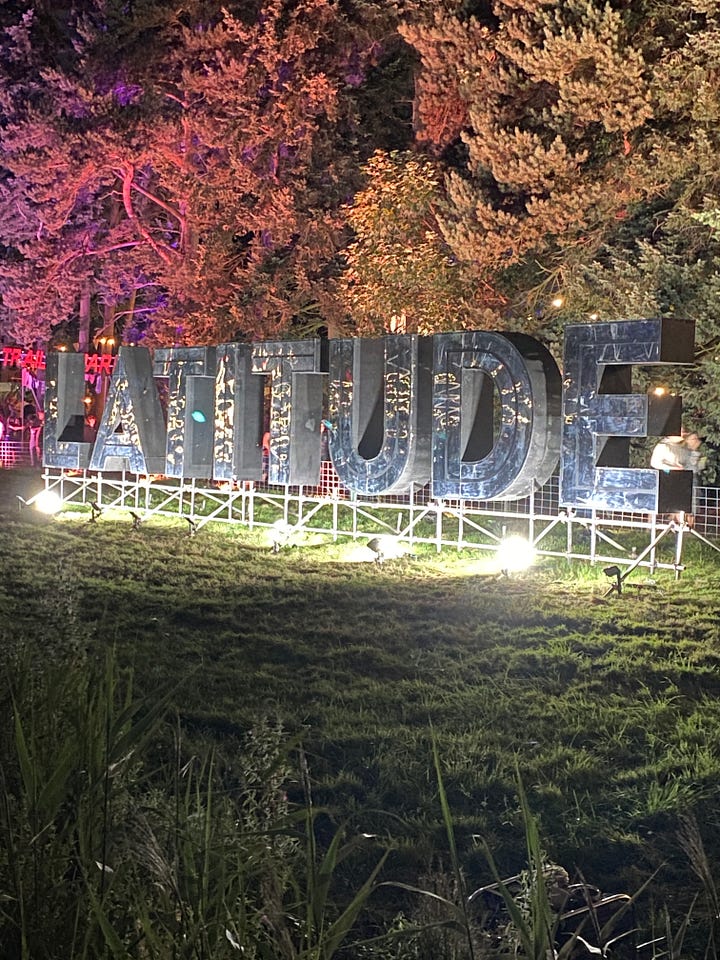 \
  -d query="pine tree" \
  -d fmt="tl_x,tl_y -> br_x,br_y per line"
399,0 -> 655,329
395,0 -> 720,471
550,0 -> 720,471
